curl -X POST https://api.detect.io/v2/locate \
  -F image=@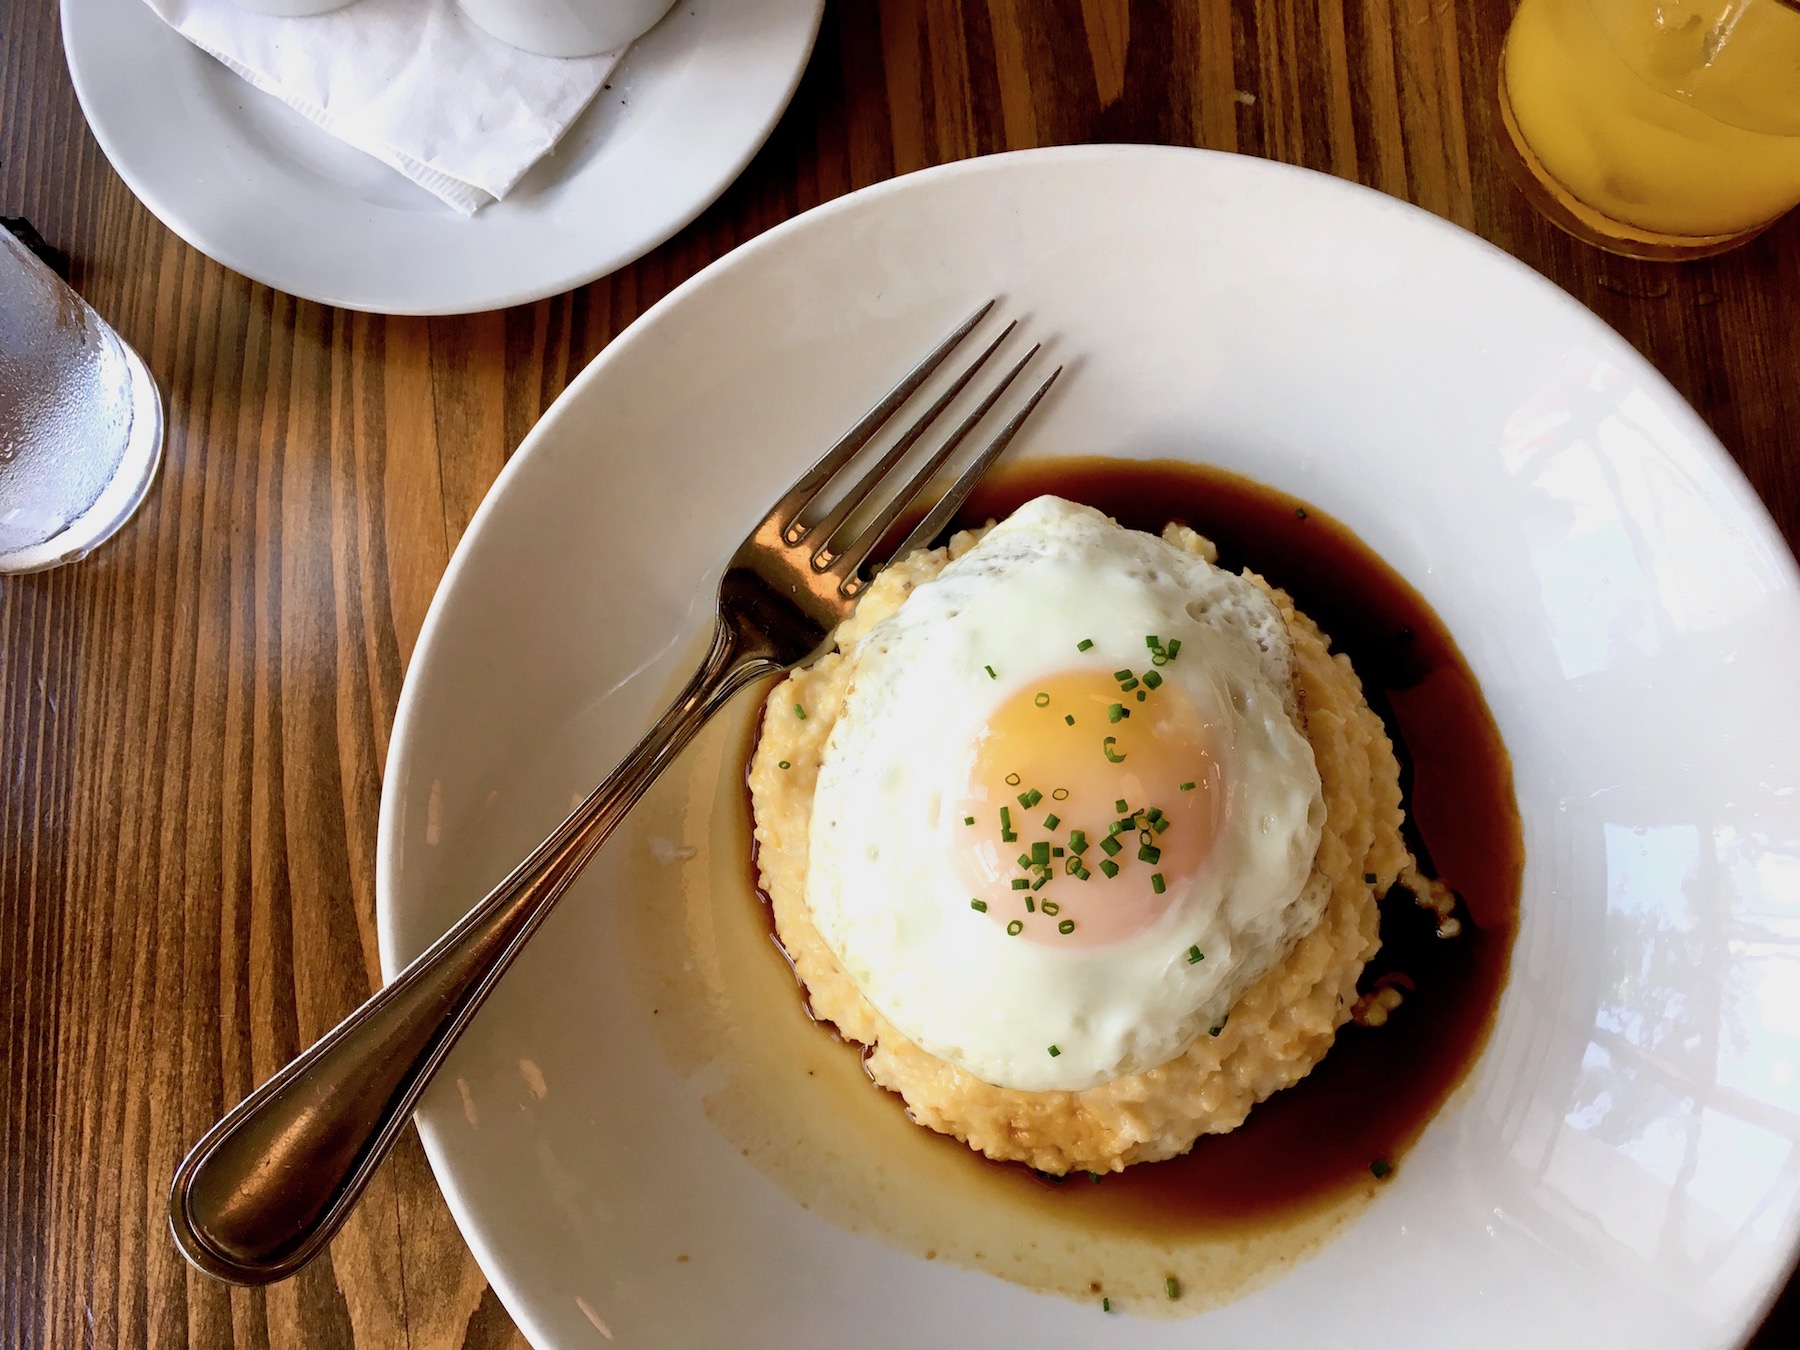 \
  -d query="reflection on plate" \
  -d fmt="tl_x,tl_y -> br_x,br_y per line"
62,0 -> 824,313
378,147 -> 1800,1348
